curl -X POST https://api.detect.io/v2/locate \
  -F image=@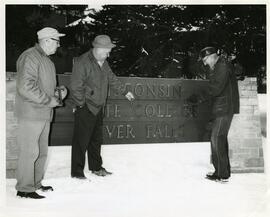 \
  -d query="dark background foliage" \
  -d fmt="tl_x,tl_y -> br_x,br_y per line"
5,4 -> 266,91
